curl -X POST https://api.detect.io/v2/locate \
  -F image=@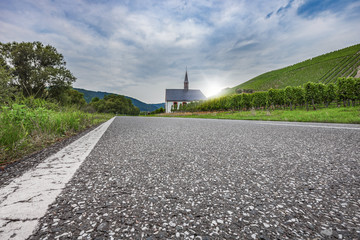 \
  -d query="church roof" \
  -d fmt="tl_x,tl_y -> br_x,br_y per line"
165,89 -> 206,102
